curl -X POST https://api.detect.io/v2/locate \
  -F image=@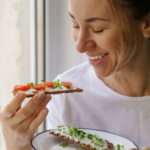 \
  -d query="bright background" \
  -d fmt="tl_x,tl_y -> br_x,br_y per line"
0,0 -> 87,149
